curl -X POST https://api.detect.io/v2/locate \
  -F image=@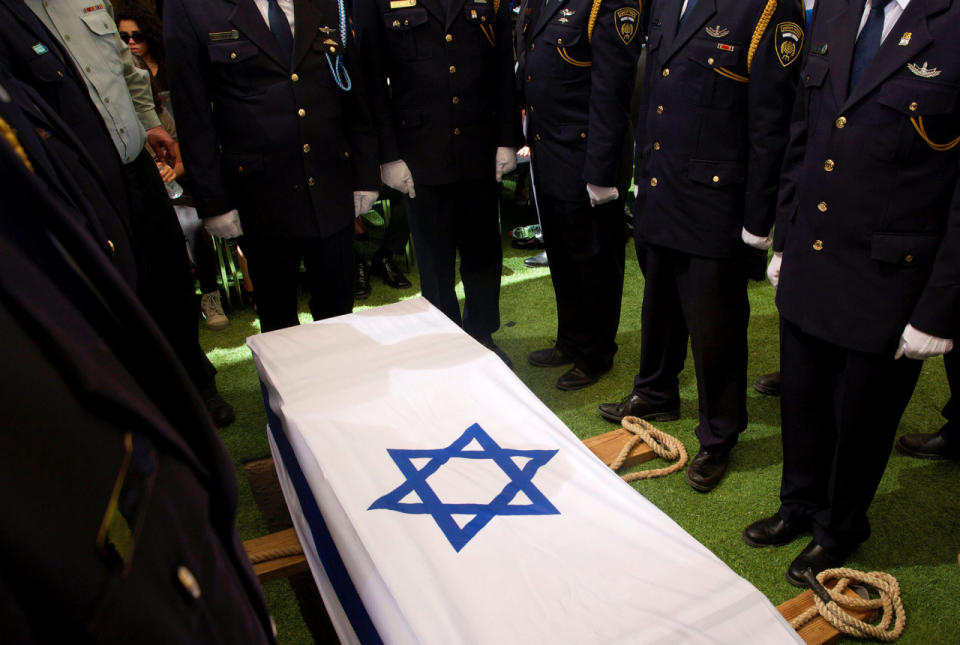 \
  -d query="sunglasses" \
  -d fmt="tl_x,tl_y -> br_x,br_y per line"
119,31 -> 146,44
